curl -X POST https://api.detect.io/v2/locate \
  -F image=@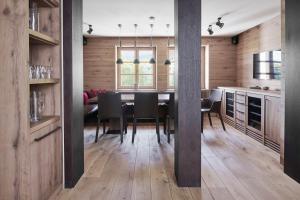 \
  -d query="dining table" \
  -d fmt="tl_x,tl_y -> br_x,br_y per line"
87,93 -> 172,105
